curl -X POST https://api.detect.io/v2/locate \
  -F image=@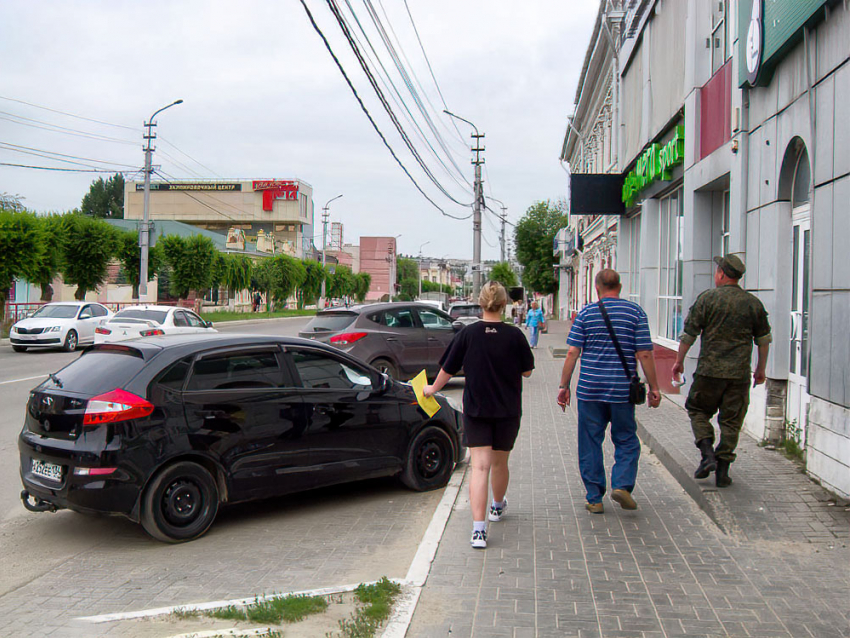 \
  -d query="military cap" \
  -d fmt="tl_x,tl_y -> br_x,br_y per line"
713,254 -> 746,279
